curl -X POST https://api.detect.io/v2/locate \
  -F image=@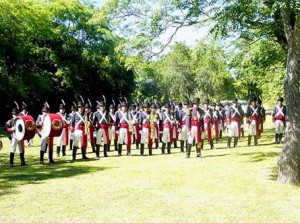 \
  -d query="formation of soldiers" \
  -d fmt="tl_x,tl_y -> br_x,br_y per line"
3,96 -> 286,167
